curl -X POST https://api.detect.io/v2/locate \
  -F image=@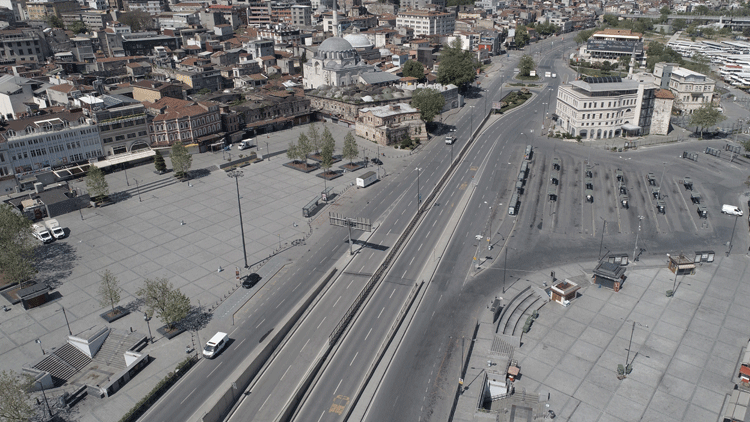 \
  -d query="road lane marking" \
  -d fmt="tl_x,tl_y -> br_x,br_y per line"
317,411 -> 325,422
333,296 -> 341,307
432,220 -> 437,227
279,364 -> 291,381
347,279 -> 354,289
409,256 -> 415,266
180,387 -> 197,405
301,338 -> 310,353
378,307 -> 385,318
292,282 -> 301,292
207,362 -> 223,377
255,319 -> 265,329
350,352 -> 359,366
360,265 -> 365,272
387,229 -> 391,235
275,298 -> 285,309
234,338 -> 246,350
402,269 -> 407,278
333,379 -> 343,395
365,328 -> 372,341
317,317 -> 327,329
438,294 -> 442,303
259,392 -> 273,411
418,243 -> 423,251
389,288 -> 396,298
